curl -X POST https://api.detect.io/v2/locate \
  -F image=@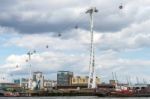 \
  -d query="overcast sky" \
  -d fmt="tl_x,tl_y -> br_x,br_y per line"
0,0 -> 150,84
